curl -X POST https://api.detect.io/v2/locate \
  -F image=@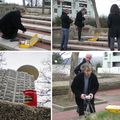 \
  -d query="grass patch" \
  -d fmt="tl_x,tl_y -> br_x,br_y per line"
53,95 -> 104,107
86,111 -> 120,120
